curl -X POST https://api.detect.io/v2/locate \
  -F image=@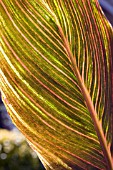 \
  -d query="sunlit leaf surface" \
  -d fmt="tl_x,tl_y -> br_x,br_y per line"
0,0 -> 113,169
